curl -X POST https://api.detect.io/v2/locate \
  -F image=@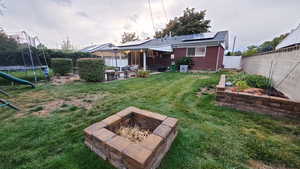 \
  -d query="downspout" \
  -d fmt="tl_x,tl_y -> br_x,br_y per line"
215,41 -> 221,71
143,50 -> 147,71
